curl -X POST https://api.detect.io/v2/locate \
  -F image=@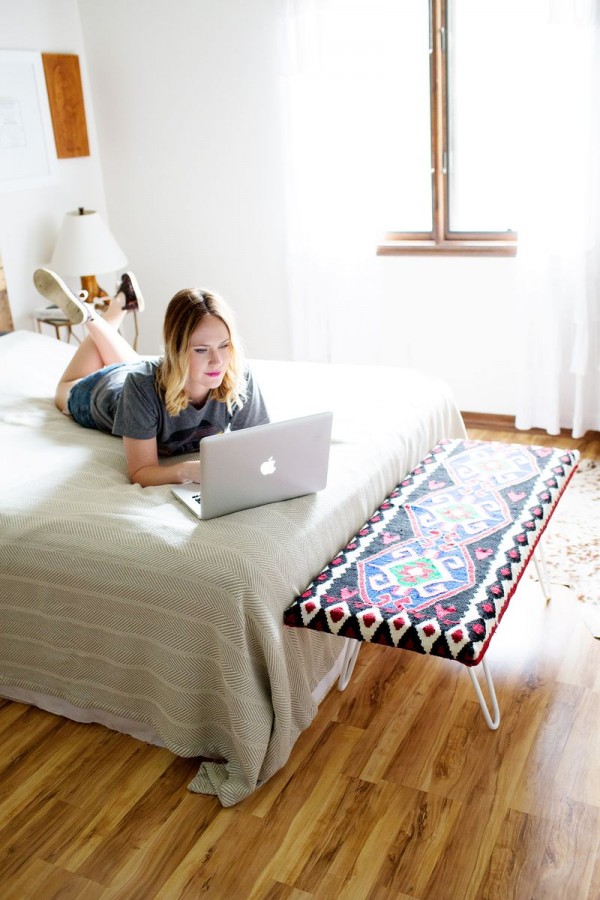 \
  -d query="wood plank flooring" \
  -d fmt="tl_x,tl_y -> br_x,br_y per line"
1,426 -> 599,899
